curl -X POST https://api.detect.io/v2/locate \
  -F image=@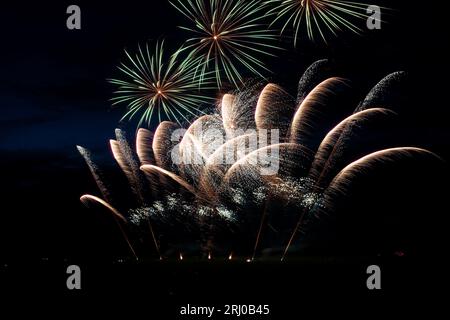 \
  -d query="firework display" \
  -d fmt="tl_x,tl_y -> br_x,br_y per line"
79,61 -> 442,260
3,0 -> 450,309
